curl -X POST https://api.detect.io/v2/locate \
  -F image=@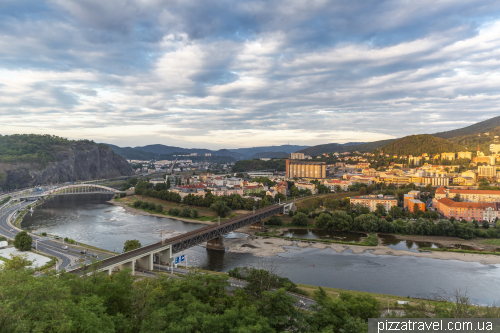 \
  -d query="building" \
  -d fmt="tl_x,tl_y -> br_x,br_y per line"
294,182 -> 317,194
490,144 -> 500,154
323,179 -> 350,192
421,176 -> 450,187
435,187 -> 500,203
479,166 -> 496,178
408,199 -> 425,213
290,153 -> 305,160
457,151 -> 472,160
437,198 -> 495,222
350,195 -> 398,213
441,152 -> 456,161
149,178 -> 166,185
247,172 -> 274,178
286,159 -> 326,179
